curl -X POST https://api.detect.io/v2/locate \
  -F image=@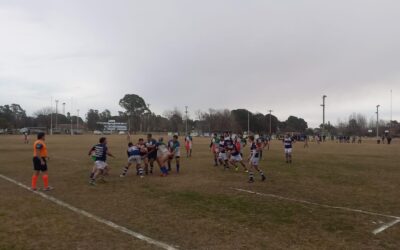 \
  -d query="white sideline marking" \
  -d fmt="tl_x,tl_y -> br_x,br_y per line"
373,219 -> 400,235
0,174 -> 178,250
232,188 -> 400,234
